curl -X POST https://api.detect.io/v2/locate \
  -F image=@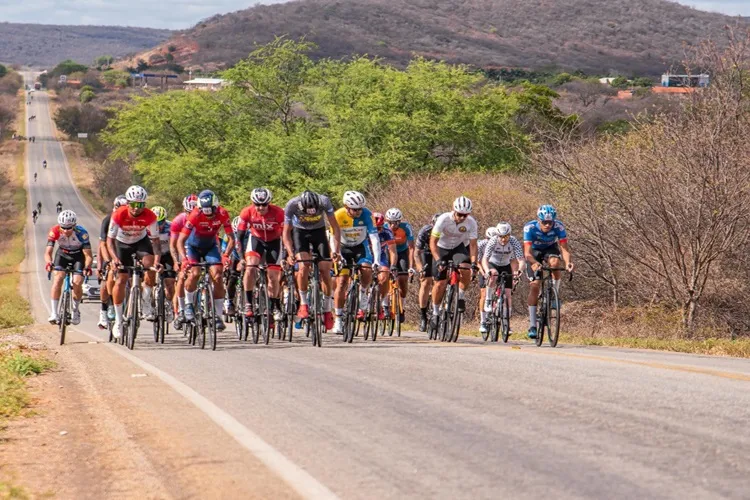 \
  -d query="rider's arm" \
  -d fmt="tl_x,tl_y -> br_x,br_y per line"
415,249 -> 425,270
282,224 -> 294,260
559,240 -> 573,270
368,233 -> 380,266
408,241 -> 416,270
469,238 -> 478,264
482,239 -> 493,273
83,248 -> 93,269
176,232 -> 188,262
44,245 -> 54,266
388,241 -> 397,267
429,235 -> 440,260
326,212 -> 341,256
